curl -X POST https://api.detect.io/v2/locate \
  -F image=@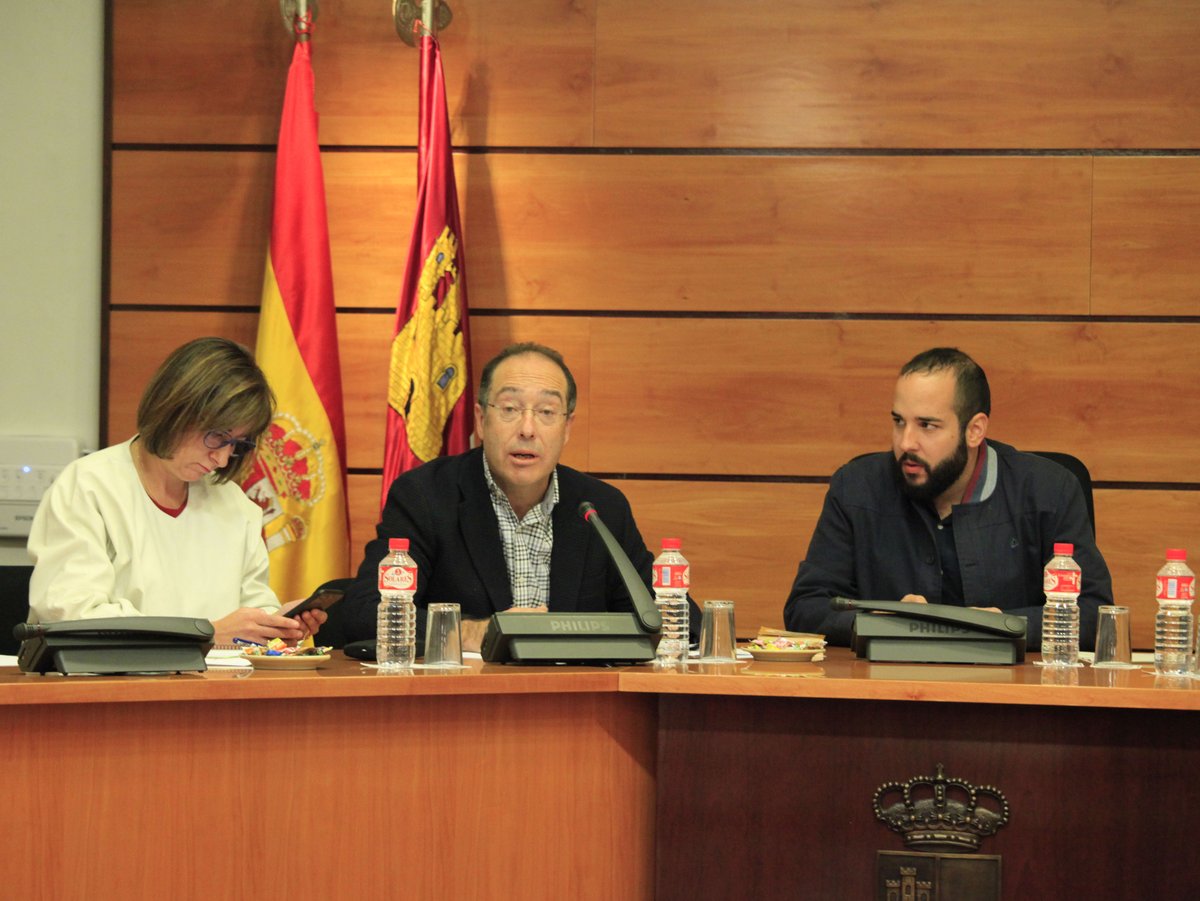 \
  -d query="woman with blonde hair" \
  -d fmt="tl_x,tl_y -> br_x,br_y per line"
28,337 -> 324,644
